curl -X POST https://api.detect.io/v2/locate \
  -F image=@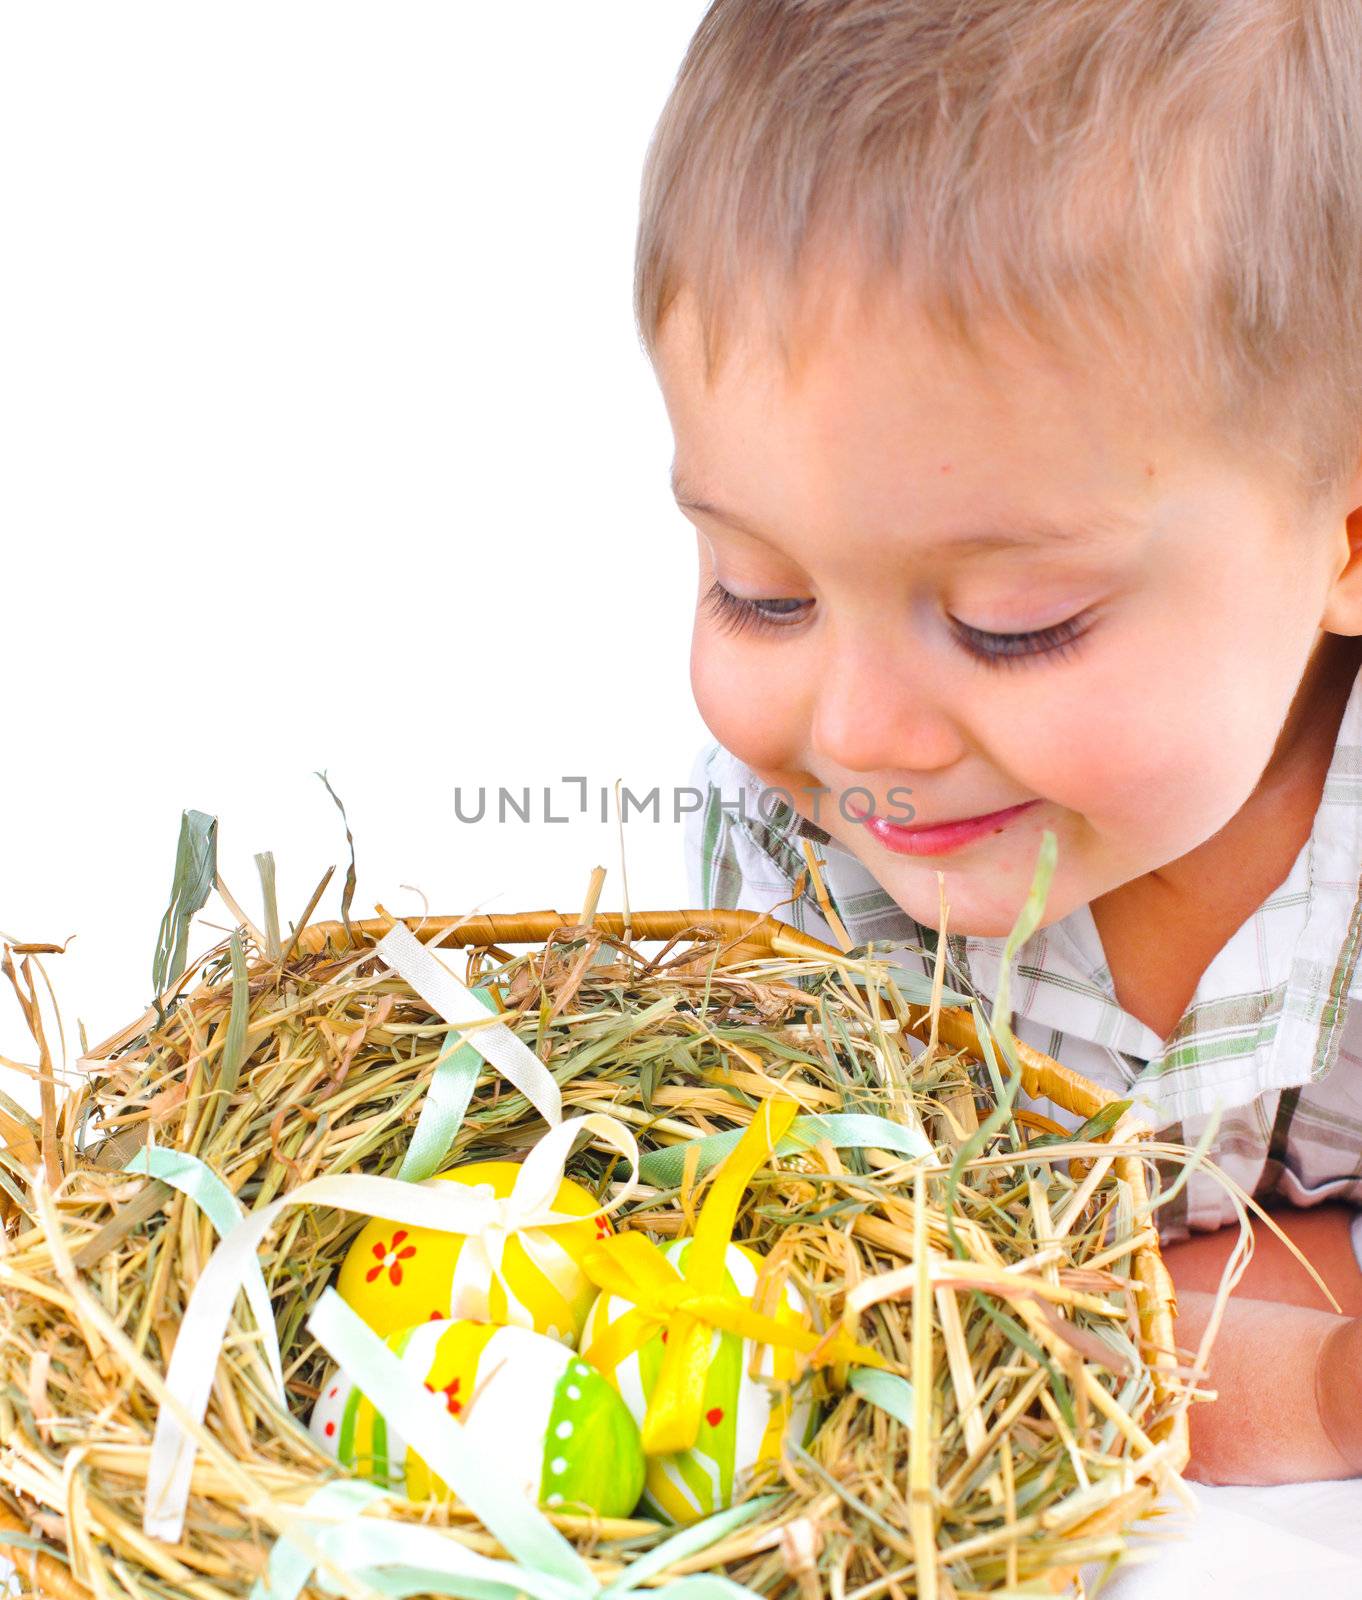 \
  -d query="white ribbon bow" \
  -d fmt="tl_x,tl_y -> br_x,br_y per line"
442,1112 -> 619,1321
